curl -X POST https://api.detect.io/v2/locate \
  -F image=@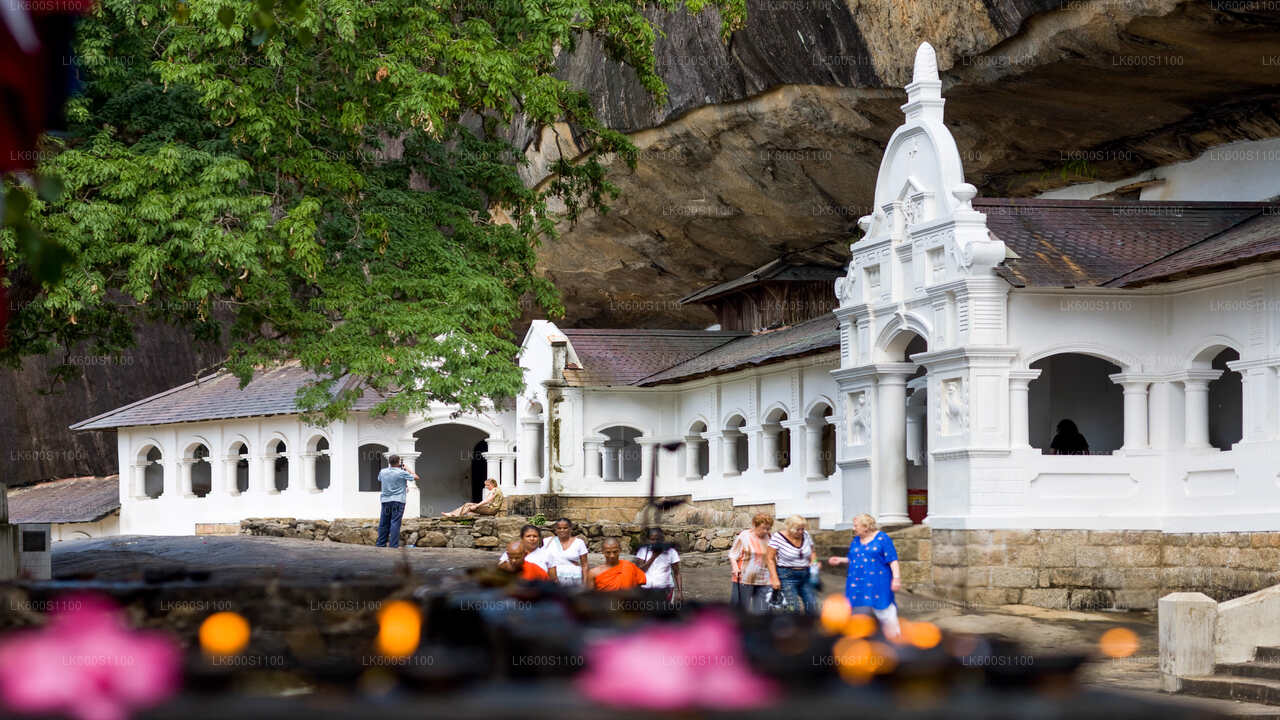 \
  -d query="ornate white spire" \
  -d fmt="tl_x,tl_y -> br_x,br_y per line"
903,42 -> 944,122
911,42 -> 939,84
